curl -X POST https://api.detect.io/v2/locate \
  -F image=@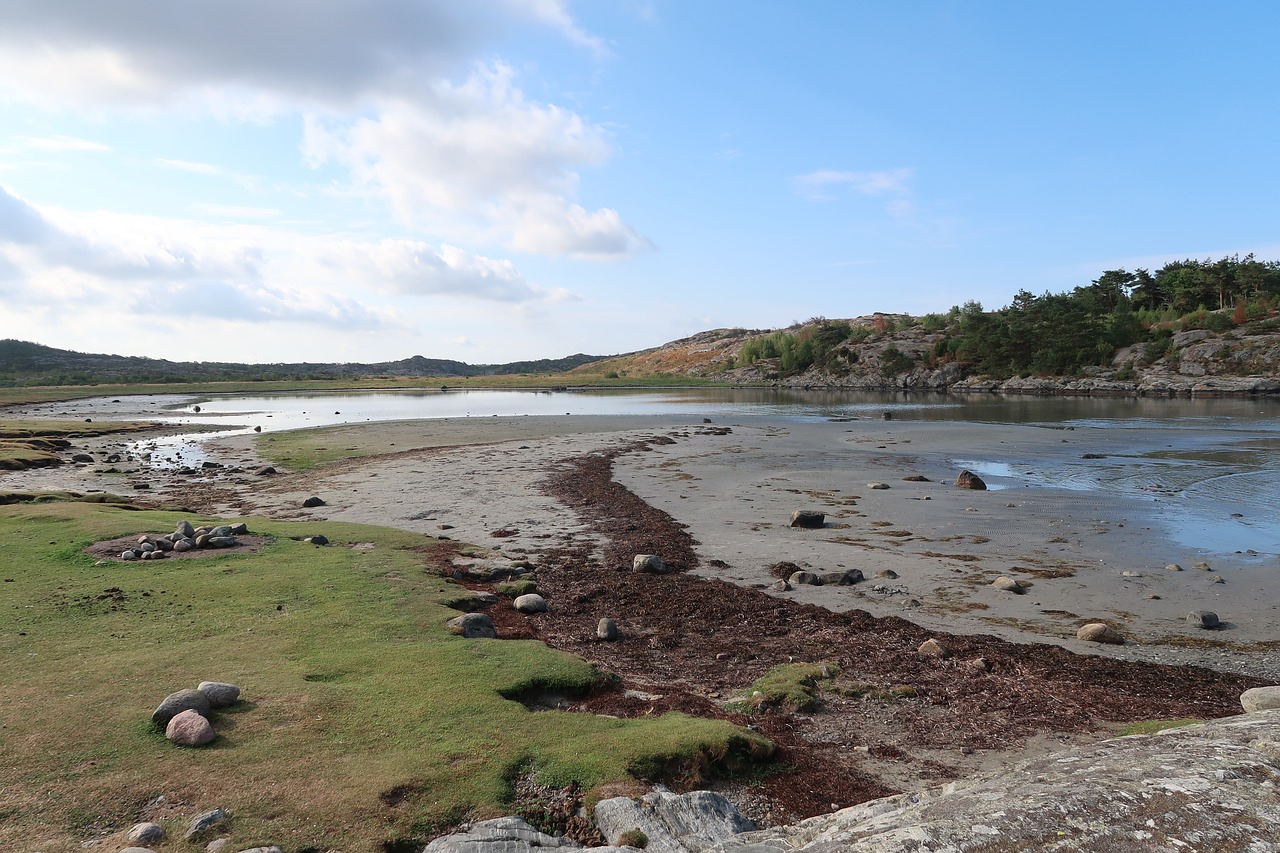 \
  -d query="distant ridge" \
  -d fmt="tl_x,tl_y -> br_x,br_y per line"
0,340 -> 606,386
